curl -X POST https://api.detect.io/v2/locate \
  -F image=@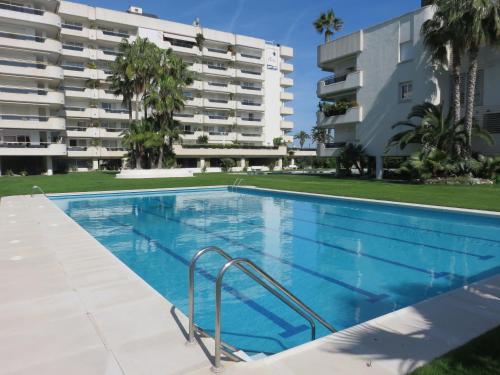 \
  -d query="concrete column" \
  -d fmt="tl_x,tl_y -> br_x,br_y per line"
0,157 -> 2,176
240,158 -> 246,168
46,156 -> 53,176
199,158 -> 205,169
92,158 -> 99,170
375,155 -> 384,180
290,158 -> 295,166
277,158 -> 283,170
